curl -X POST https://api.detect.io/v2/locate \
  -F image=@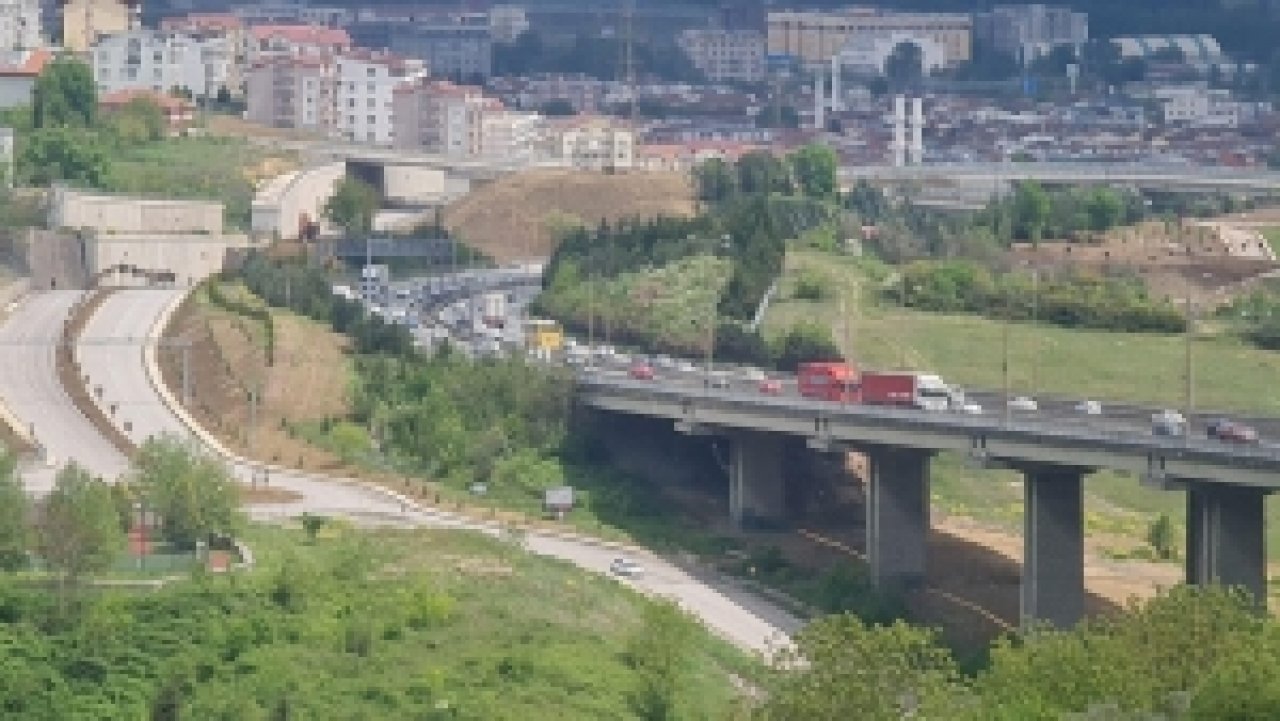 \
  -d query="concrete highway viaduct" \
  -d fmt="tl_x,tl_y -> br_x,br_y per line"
577,376 -> 1280,627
